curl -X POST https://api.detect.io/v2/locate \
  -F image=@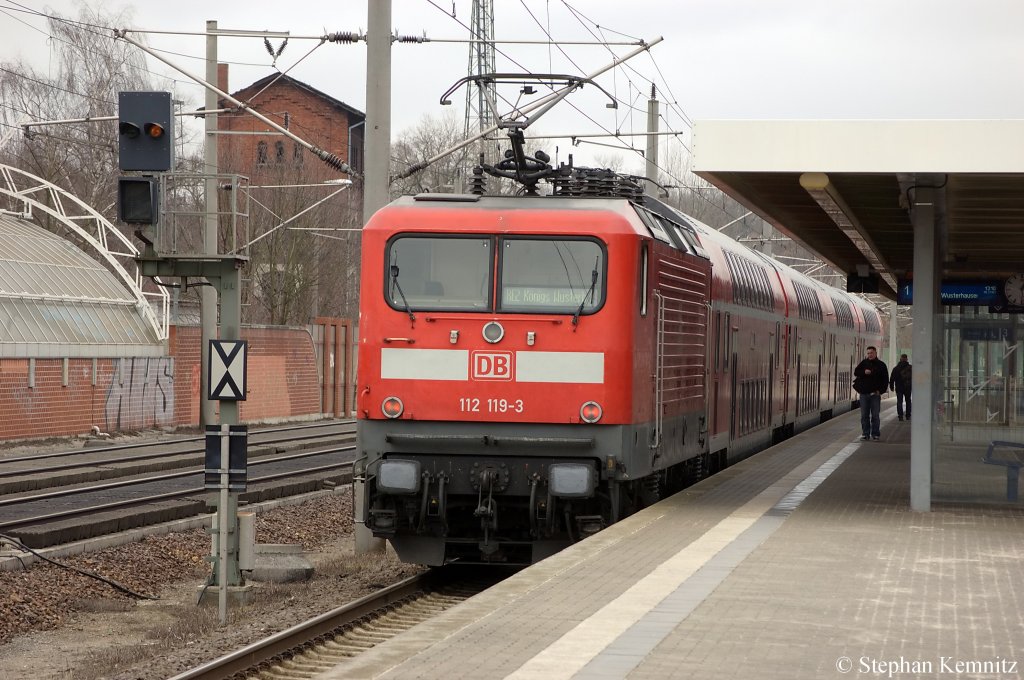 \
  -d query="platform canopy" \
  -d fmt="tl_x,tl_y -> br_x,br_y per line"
0,164 -> 169,358
0,214 -> 165,357
692,120 -> 1024,299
